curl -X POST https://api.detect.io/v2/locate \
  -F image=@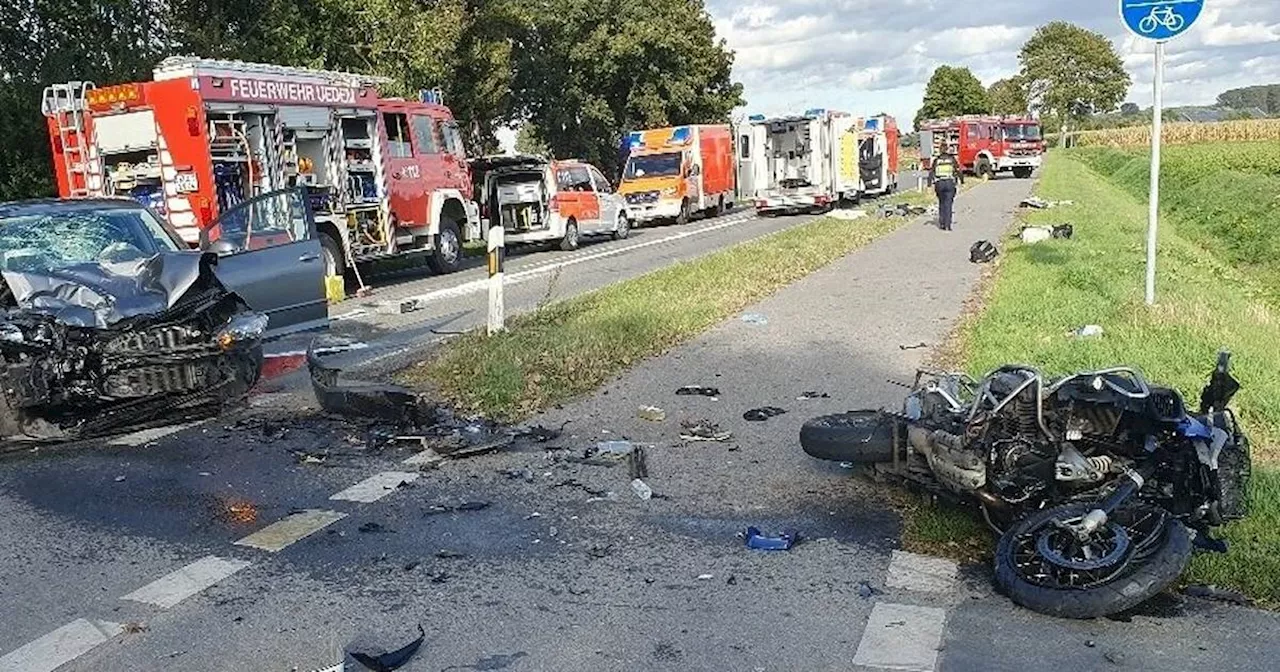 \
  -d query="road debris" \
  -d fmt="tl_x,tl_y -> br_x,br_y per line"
898,342 -> 927,351
587,543 -> 614,558
628,446 -> 649,479
676,385 -> 721,398
1182,584 -> 1253,606
742,526 -> 798,551
114,475 -> 127,482
1019,197 -> 1074,209
638,405 -> 667,422
1017,223 -> 1074,244
697,574 -> 714,580
740,313 -> 769,326
826,209 -> 865,221
856,581 -> 882,599
631,478 -> 654,501
359,522 -> 392,533
513,421 -> 568,443
796,391 -> 830,400
499,468 -> 535,482
435,549 -> 465,559
743,406 -> 787,422
348,623 -> 426,672
969,240 -> 999,264
679,420 -> 732,442
879,203 -> 929,218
